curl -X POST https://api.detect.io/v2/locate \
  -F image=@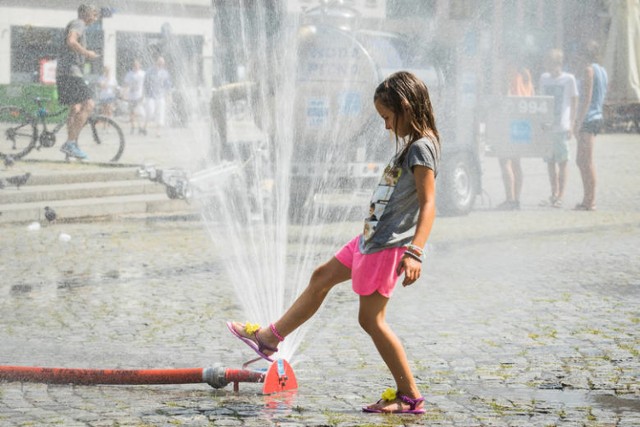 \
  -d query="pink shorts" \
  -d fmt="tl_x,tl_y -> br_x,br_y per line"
334,235 -> 406,298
